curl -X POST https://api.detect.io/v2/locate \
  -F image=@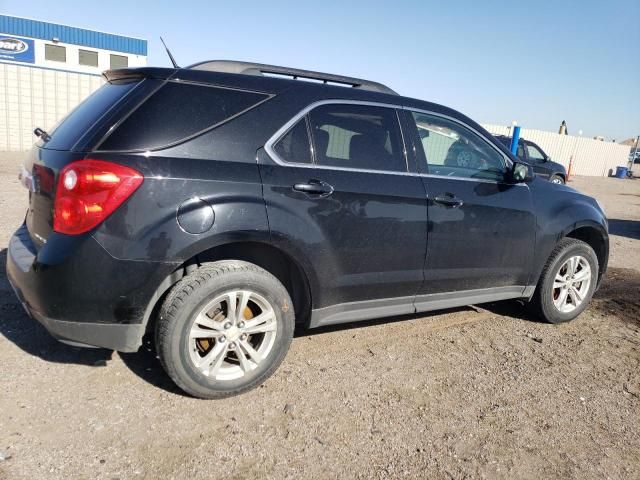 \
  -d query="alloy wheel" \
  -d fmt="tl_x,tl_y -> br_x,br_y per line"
188,290 -> 278,381
552,255 -> 591,313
